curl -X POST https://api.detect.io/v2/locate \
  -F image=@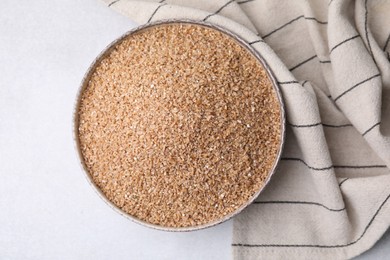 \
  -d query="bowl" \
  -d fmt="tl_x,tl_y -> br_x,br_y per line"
73,19 -> 285,231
